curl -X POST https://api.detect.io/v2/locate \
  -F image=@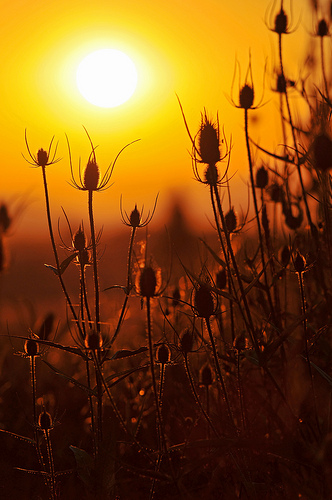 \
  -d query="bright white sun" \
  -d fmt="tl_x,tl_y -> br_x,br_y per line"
76,49 -> 138,108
